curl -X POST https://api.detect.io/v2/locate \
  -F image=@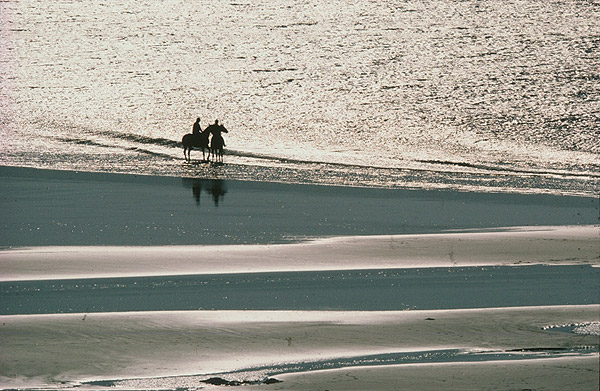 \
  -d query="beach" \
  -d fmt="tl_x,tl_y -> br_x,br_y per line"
0,166 -> 598,390
2,0 -> 599,388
